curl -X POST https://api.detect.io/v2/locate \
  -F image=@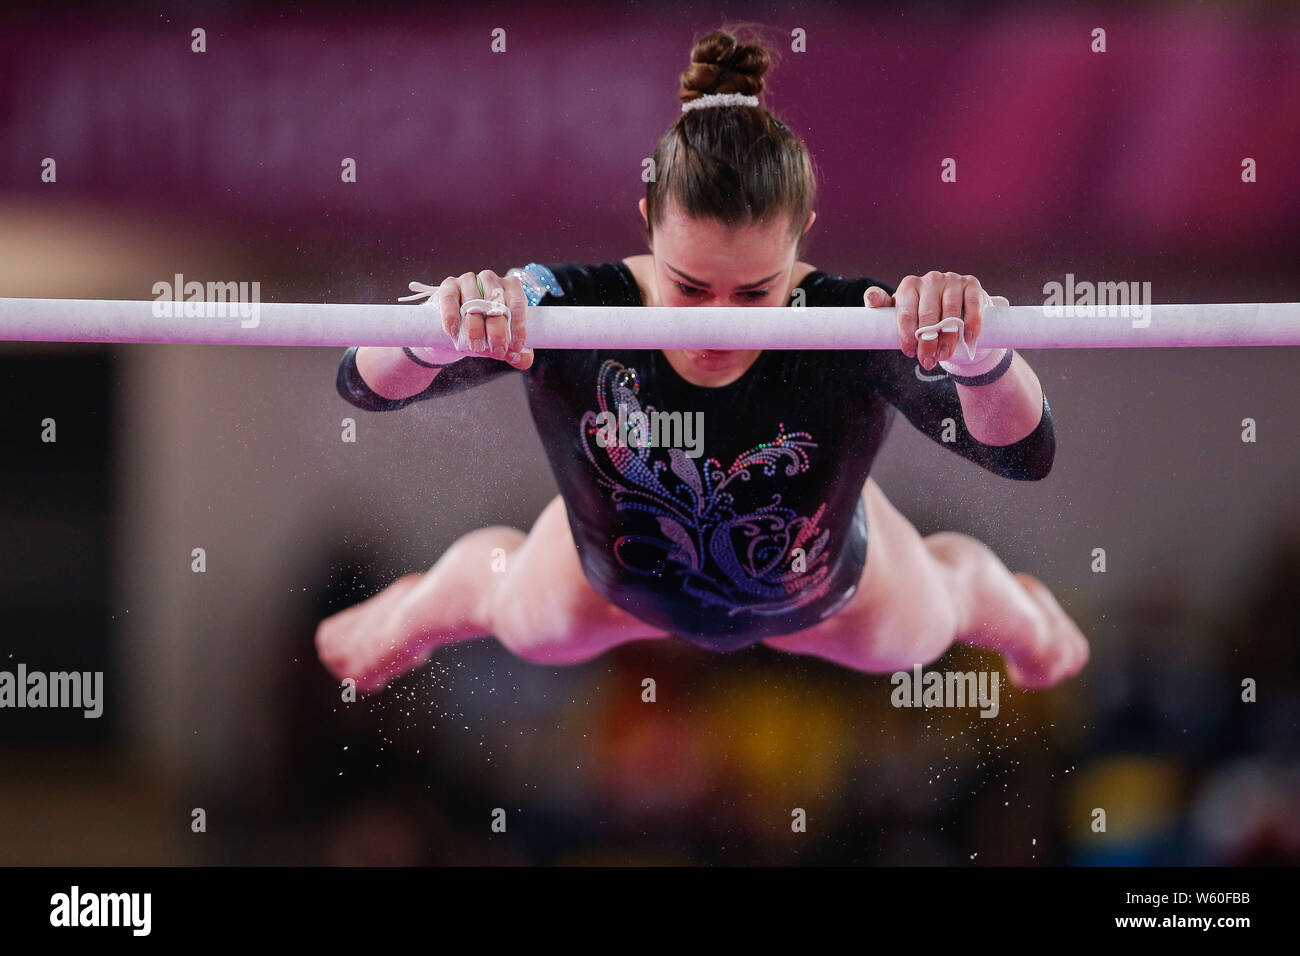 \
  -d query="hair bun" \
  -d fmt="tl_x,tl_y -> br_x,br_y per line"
678,28 -> 771,104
